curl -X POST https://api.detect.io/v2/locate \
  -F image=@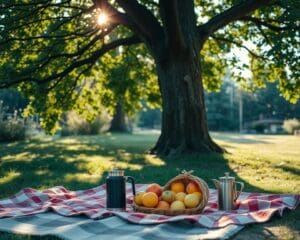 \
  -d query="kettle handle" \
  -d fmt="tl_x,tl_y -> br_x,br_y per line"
212,179 -> 220,189
126,176 -> 136,196
235,181 -> 244,201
